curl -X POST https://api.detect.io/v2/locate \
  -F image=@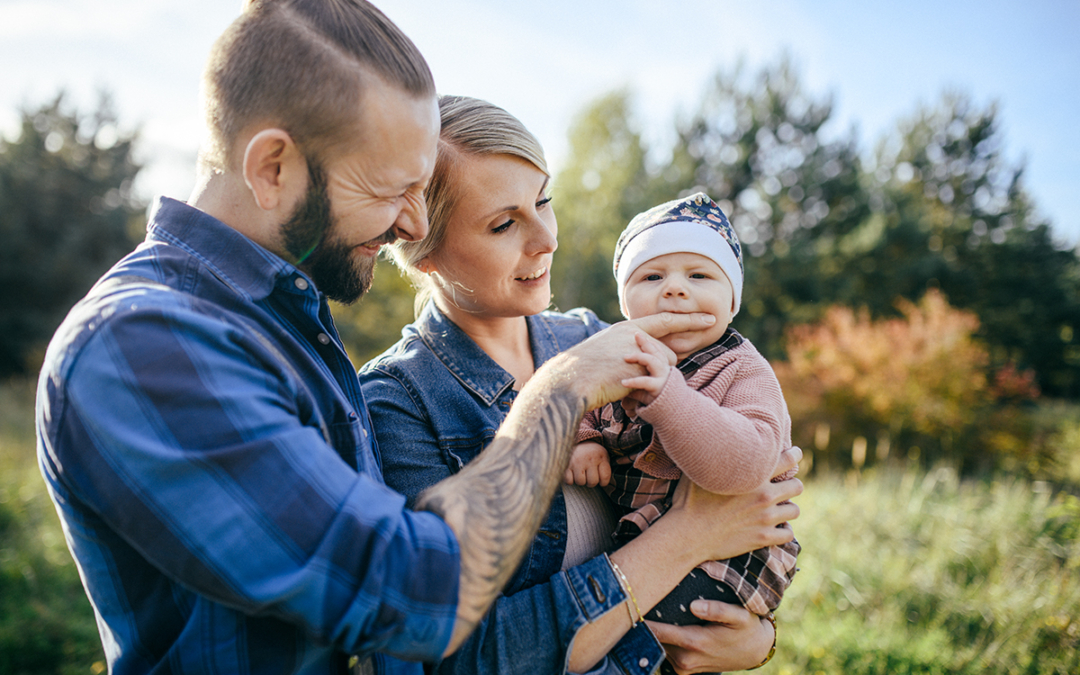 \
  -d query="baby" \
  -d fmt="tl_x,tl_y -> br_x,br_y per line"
570,192 -> 799,626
